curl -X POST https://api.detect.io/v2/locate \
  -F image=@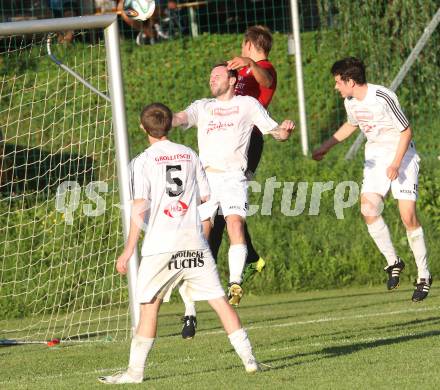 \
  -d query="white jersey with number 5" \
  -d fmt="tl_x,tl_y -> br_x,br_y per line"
184,95 -> 278,172
344,83 -> 417,160
129,140 -> 210,257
